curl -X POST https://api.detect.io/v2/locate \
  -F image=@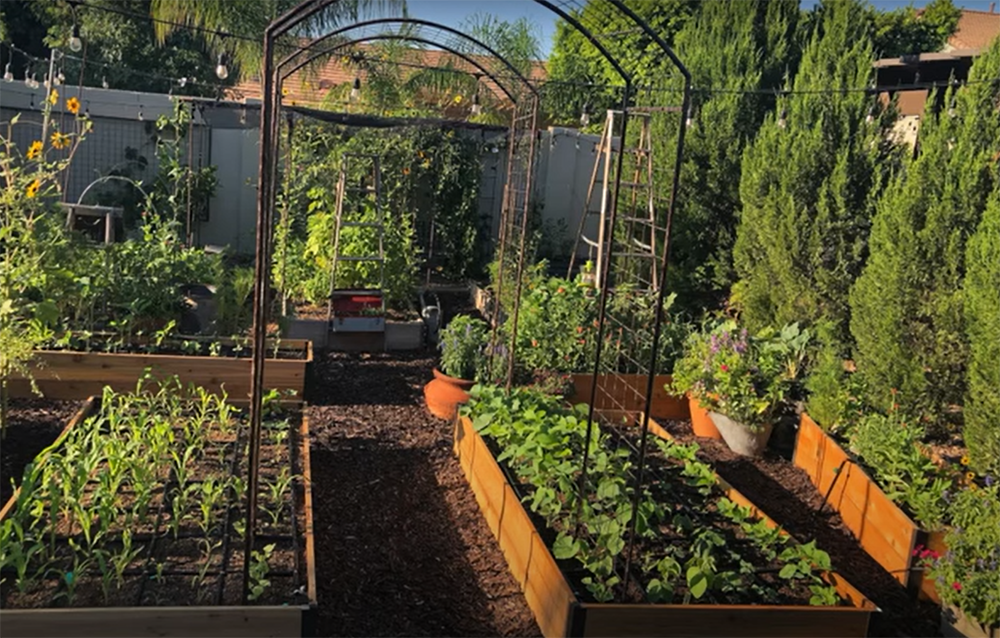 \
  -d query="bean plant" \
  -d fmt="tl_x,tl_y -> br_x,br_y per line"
0,376 -> 299,608
464,384 -> 839,605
